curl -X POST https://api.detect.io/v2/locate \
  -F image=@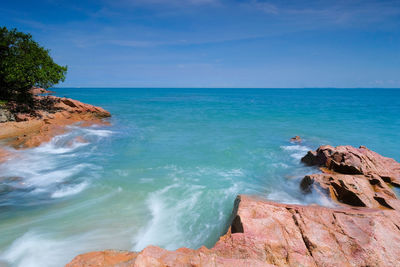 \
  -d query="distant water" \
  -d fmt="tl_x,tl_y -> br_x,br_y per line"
0,88 -> 399,266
